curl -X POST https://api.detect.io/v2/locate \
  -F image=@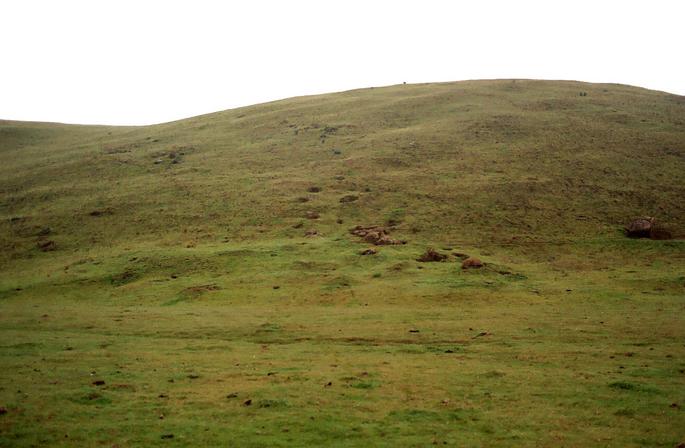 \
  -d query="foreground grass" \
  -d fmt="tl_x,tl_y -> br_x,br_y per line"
0,236 -> 683,447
